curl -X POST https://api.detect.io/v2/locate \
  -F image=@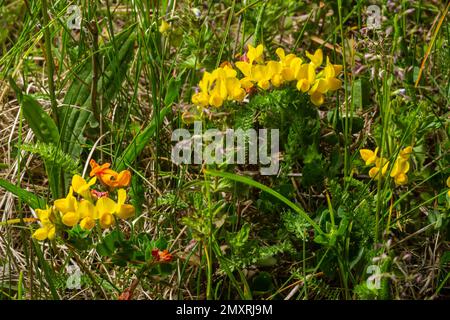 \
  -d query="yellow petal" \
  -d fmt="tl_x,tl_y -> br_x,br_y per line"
79,216 -> 96,230
390,160 -> 401,177
381,161 -> 390,176
47,226 -> 56,240
257,79 -> 270,90
159,20 -> 170,33
209,93 -> 223,107
310,92 -> 324,106
324,60 -> 334,78
360,149 -> 376,165
62,211 -> 80,227
99,212 -> 114,229
72,175 -> 87,193
333,64 -> 343,75
192,92 -> 209,107
239,77 -> 254,89
266,60 -> 281,76
307,63 -> 316,83
32,227 -> 48,241
235,61 -> 252,78
36,208 -> 51,224
54,187 -> 78,213
252,65 -> 269,81
306,49 -> 323,67
447,176 -> 450,188
96,197 -> 117,215
247,44 -> 264,64
296,79 -> 309,92
369,167 -> 380,179
232,88 -> 246,101
77,200 -> 98,219
271,74 -> 283,87
117,189 -> 127,206
116,204 -> 135,220
281,67 -> 295,82
275,48 -> 285,60
402,160 -> 410,174
394,173 -> 408,186
327,78 -> 342,91
399,146 -> 413,159
314,79 -> 329,94
223,65 -> 237,78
